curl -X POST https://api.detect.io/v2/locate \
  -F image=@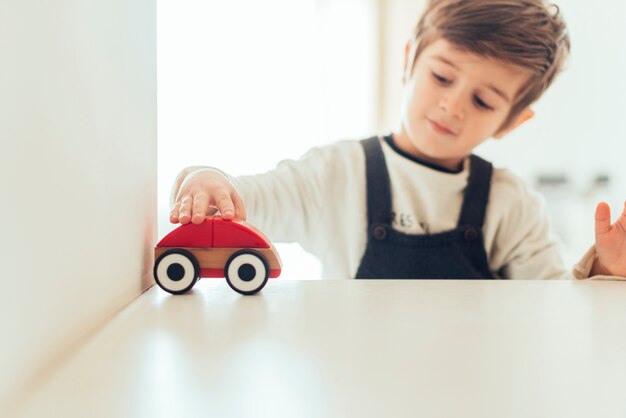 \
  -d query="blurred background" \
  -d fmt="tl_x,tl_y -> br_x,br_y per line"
158,0 -> 626,277
1,0 -> 624,411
